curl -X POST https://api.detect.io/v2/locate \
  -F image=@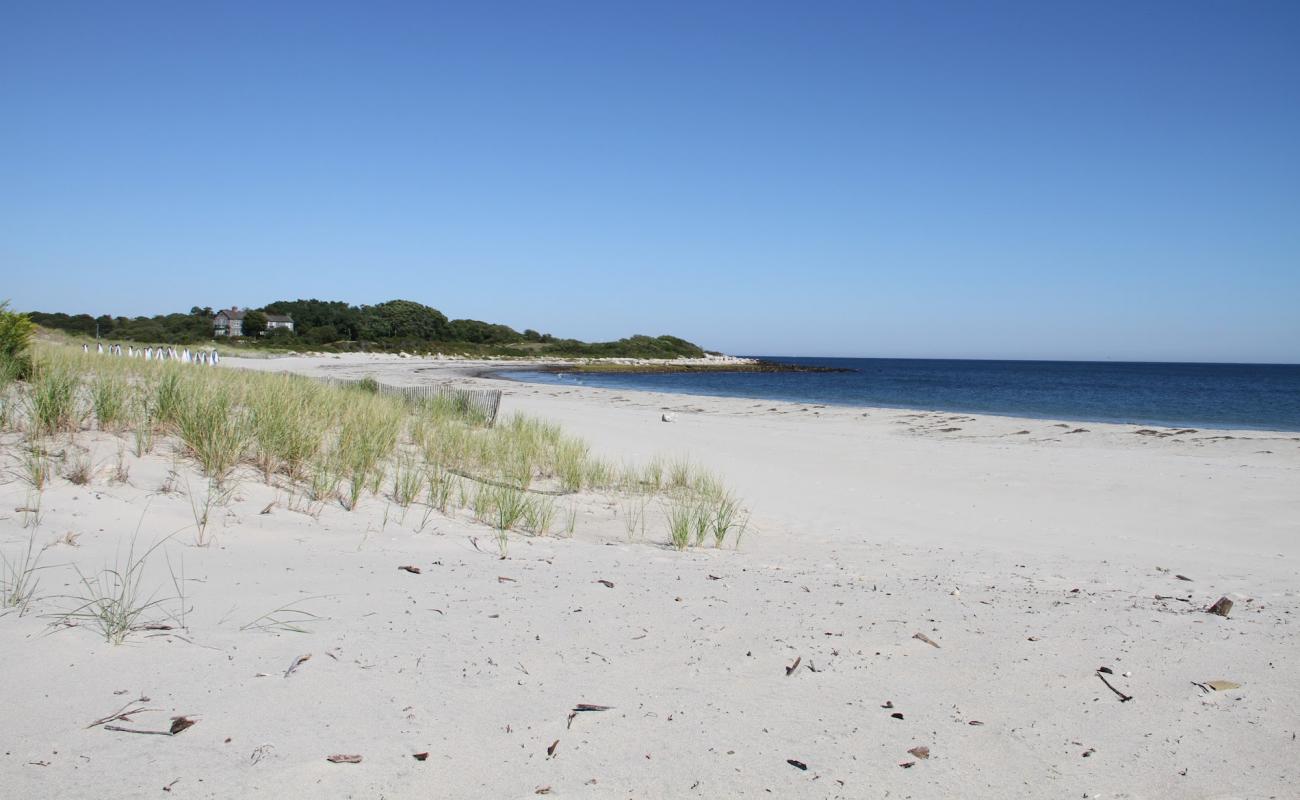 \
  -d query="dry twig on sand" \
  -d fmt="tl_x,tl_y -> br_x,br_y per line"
1096,670 -> 1133,702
